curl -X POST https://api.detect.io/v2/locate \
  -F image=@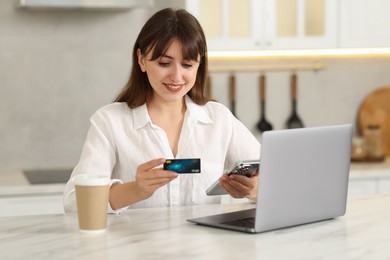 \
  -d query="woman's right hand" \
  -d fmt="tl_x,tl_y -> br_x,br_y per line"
109,158 -> 178,210
134,158 -> 178,200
